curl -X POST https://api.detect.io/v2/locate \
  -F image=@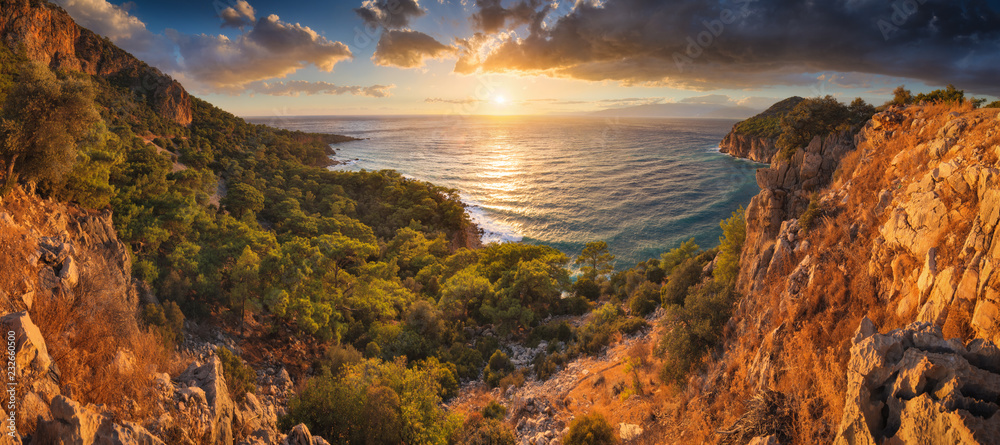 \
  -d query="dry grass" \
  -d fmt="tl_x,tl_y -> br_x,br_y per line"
32,287 -> 176,426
